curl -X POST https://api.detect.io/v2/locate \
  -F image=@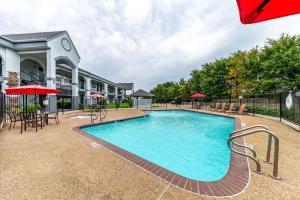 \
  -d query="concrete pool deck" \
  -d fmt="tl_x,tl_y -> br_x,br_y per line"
0,109 -> 299,199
